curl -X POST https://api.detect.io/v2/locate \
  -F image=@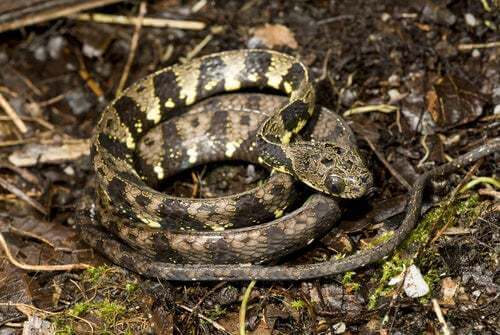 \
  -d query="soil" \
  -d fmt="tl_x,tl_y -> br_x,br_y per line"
0,1 -> 499,334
